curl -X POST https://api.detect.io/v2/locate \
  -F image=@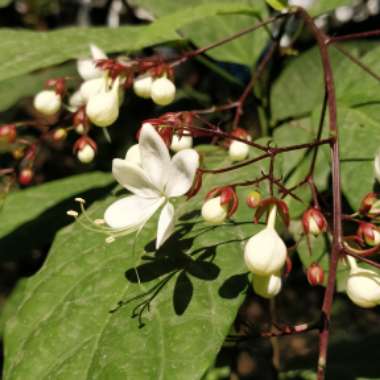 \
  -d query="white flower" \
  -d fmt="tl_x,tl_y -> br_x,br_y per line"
252,272 -> 282,299
125,144 -> 141,166
33,90 -> 61,116
133,74 -> 153,99
170,134 -> 193,152
86,77 -> 120,127
346,256 -> 380,308
77,44 -> 107,81
104,123 -> 199,249
229,140 -> 250,161
244,205 -> 287,275
80,76 -> 108,103
151,76 -> 176,106
201,197 -> 228,224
